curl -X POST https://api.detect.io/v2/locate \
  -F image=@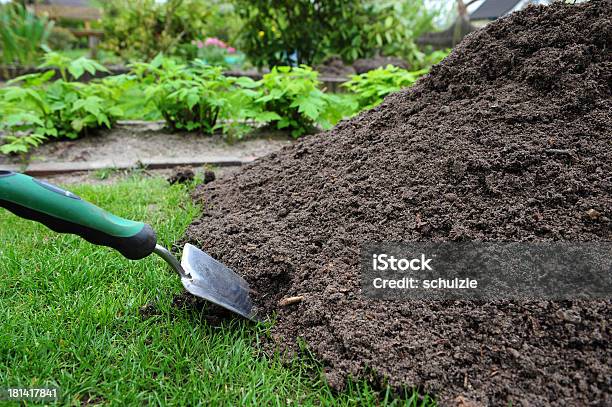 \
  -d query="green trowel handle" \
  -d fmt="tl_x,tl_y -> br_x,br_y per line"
0,171 -> 157,260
